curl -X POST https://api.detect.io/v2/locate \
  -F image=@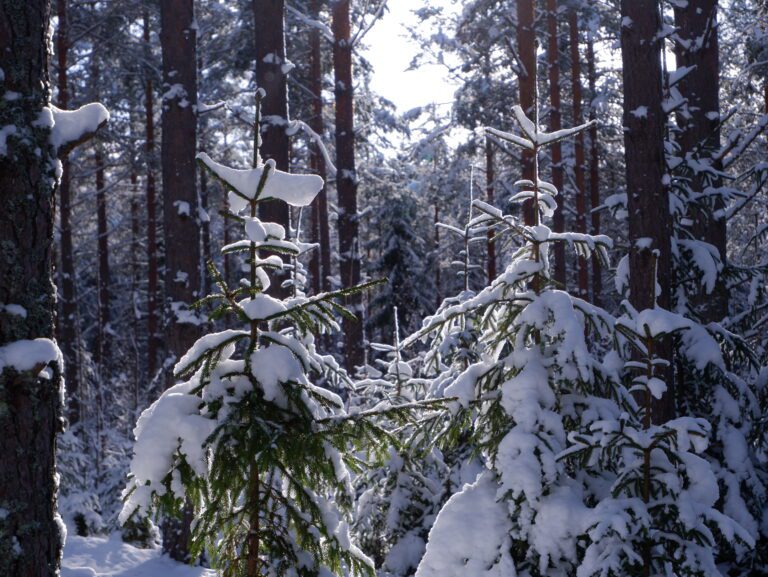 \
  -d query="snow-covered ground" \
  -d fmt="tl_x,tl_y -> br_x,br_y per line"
62,534 -> 216,577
